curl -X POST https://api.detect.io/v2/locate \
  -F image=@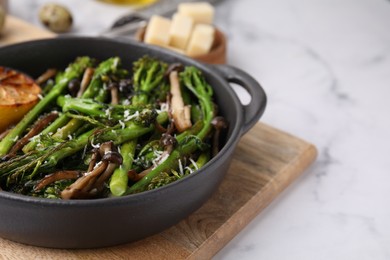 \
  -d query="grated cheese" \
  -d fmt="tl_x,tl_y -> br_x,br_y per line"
125,111 -> 139,121
119,120 -> 125,129
160,102 -> 169,112
90,141 -> 100,149
185,166 -> 194,174
189,158 -> 199,170
105,108 -> 112,120
178,158 -> 184,175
